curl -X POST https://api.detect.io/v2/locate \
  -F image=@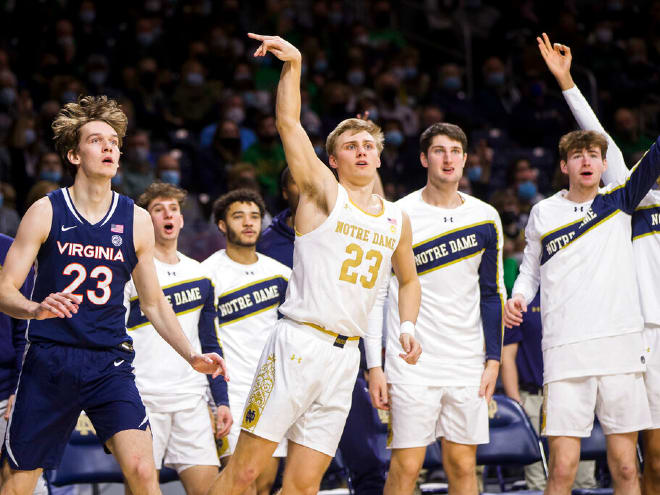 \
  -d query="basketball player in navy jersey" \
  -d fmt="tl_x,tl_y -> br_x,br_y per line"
0,96 -> 226,495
